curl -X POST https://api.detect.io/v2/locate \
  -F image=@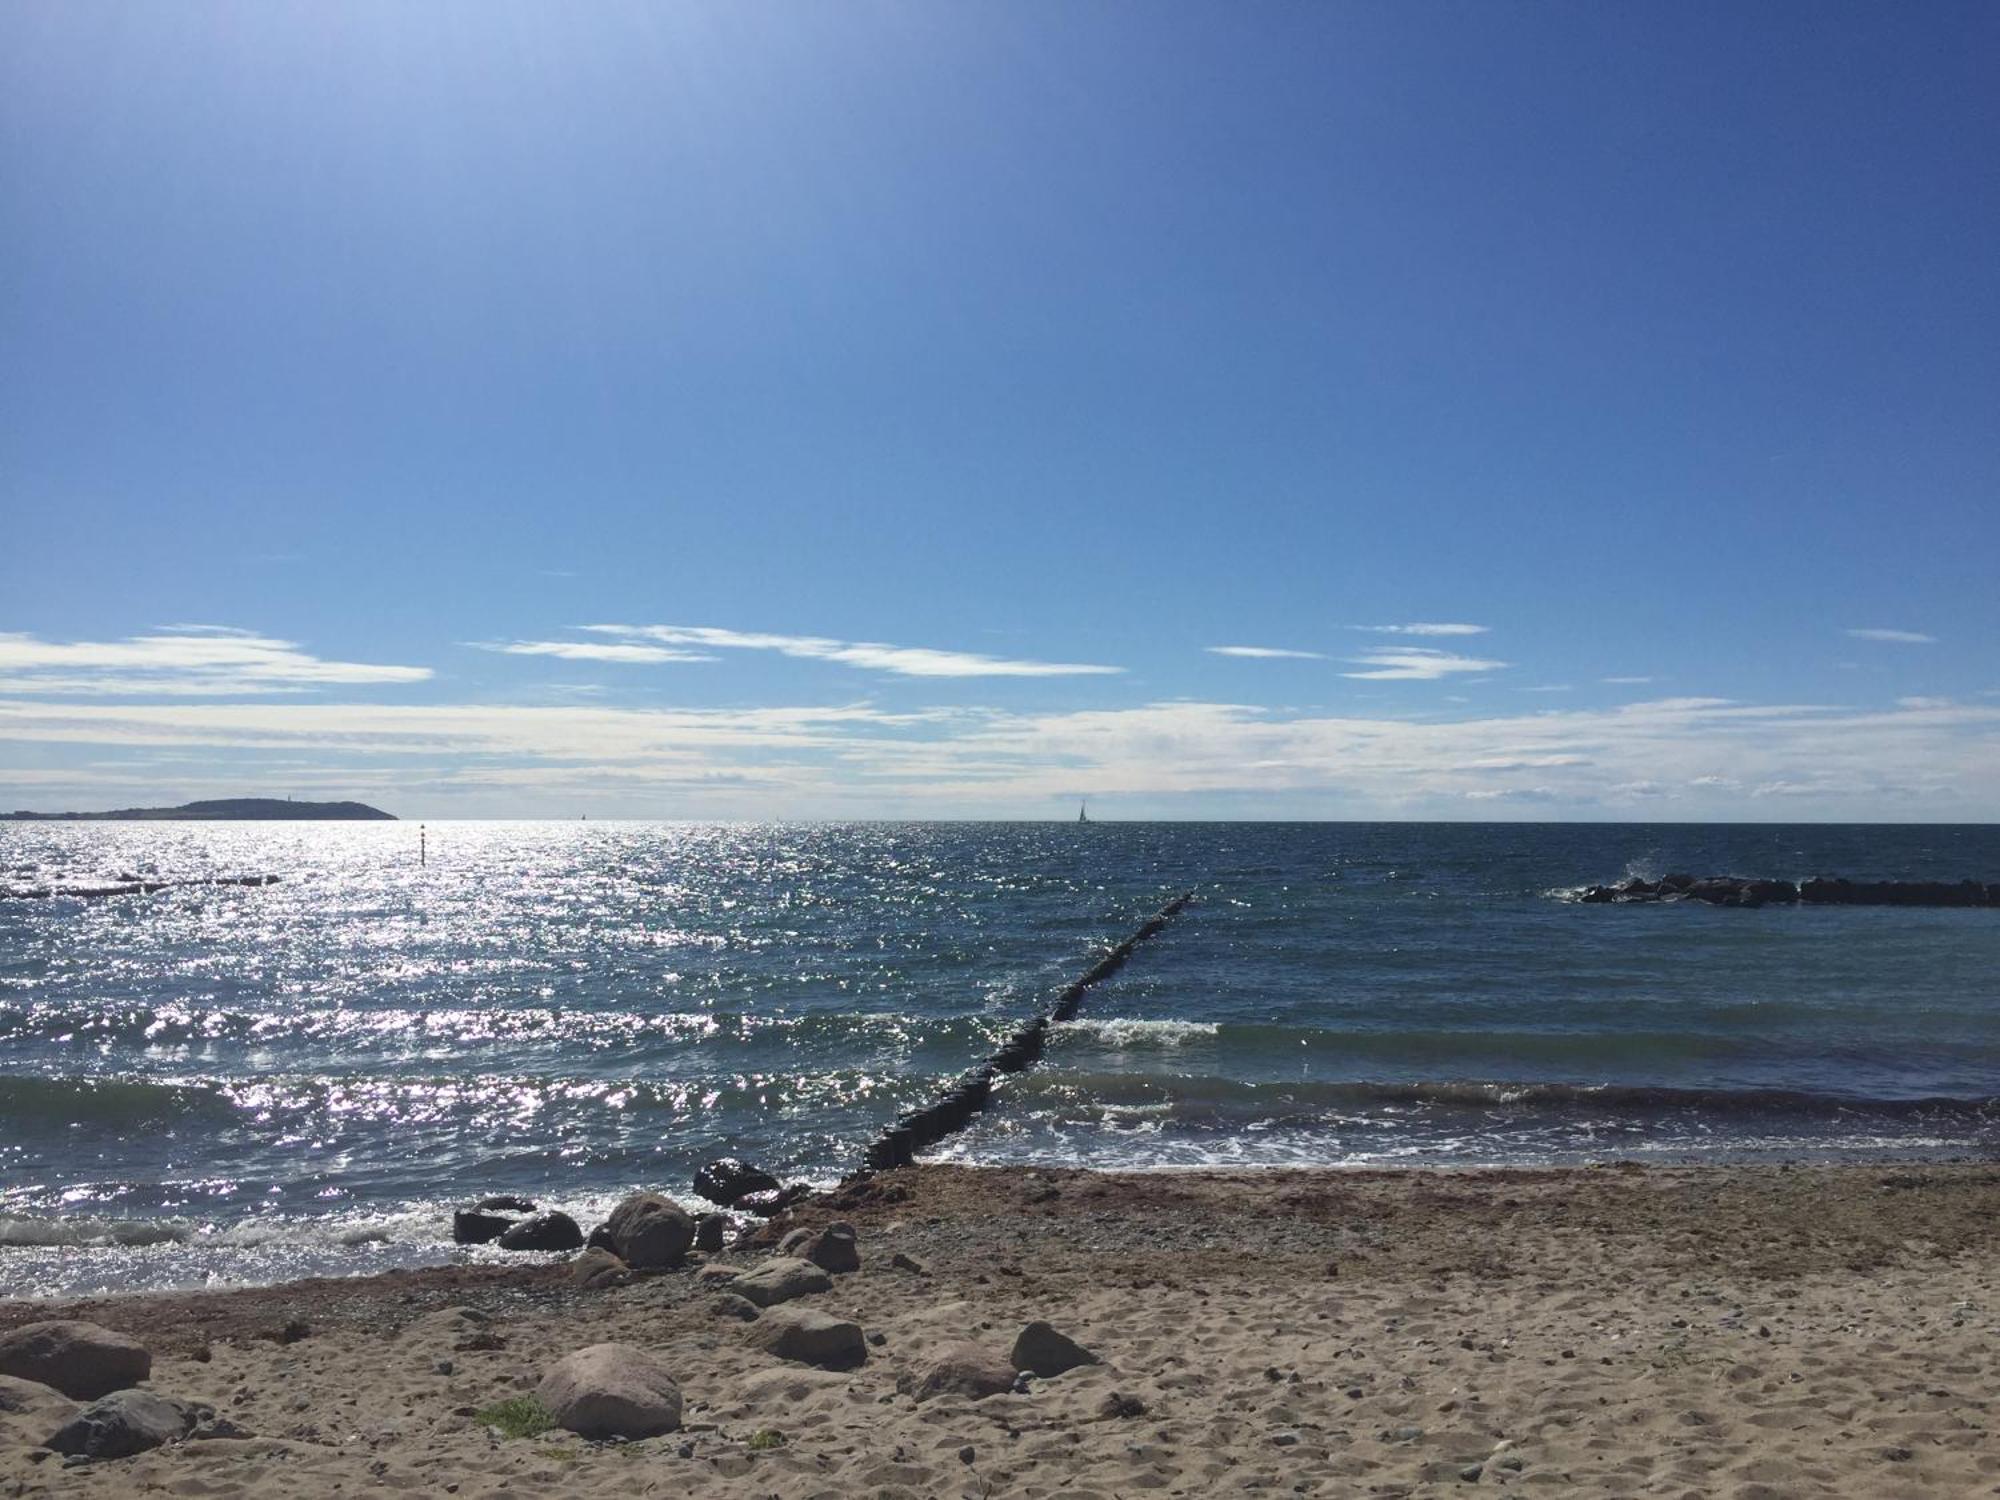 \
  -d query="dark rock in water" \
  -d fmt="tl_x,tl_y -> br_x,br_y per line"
453,1210 -> 516,1246
734,1183 -> 812,1218
1582,874 -> 1993,909
1009,1321 -> 1099,1378
1659,873 -> 1695,893
586,1223 -> 617,1254
47,1391 -> 203,1459
498,1212 -> 584,1252
694,1158 -> 781,1207
476,1194 -> 537,1213
603,1192 -> 695,1269
0,1321 -> 151,1401
694,1214 -> 726,1253
800,1221 -> 860,1275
